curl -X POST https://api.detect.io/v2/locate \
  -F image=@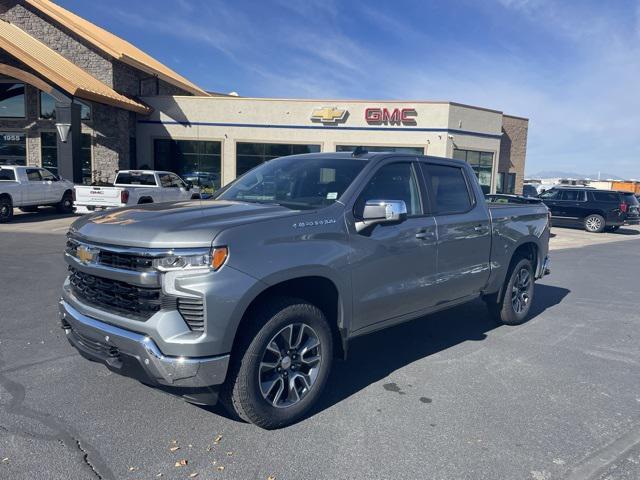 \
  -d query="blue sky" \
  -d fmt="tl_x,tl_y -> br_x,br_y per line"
59,0 -> 640,178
